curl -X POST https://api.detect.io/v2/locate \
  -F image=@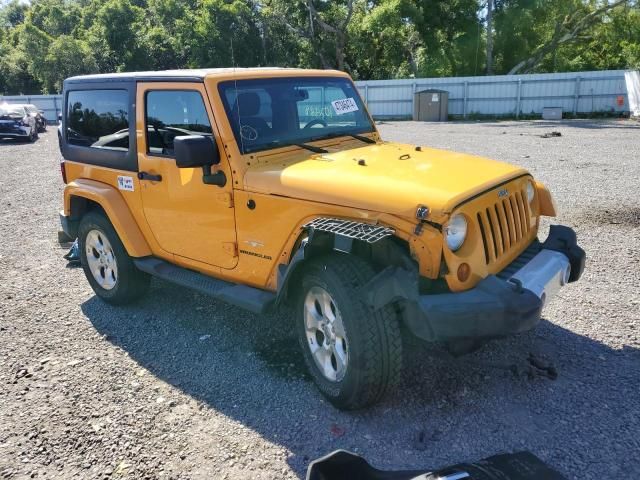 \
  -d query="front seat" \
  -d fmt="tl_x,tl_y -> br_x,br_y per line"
232,92 -> 271,141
